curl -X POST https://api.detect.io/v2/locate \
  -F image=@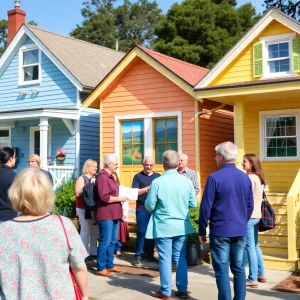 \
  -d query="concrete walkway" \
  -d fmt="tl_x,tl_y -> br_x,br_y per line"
87,254 -> 299,300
